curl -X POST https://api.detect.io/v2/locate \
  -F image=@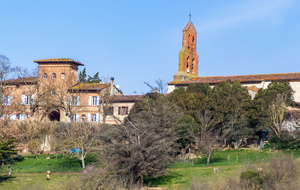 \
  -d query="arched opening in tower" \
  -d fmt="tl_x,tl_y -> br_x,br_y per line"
48,110 -> 60,121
